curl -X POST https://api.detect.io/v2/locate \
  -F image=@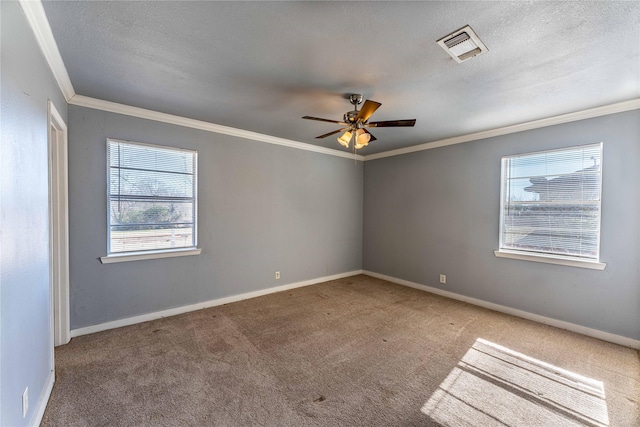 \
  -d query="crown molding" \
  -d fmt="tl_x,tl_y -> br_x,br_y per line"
19,0 -> 75,101
22,0 -> 360,160
23,0 -> 636,162
69,95 -> 364,160
364,98 -> 640,161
